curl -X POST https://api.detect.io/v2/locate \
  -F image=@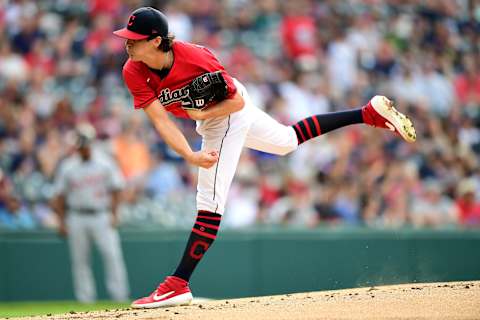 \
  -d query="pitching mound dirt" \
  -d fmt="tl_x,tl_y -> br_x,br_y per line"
7,281 -> 480,320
